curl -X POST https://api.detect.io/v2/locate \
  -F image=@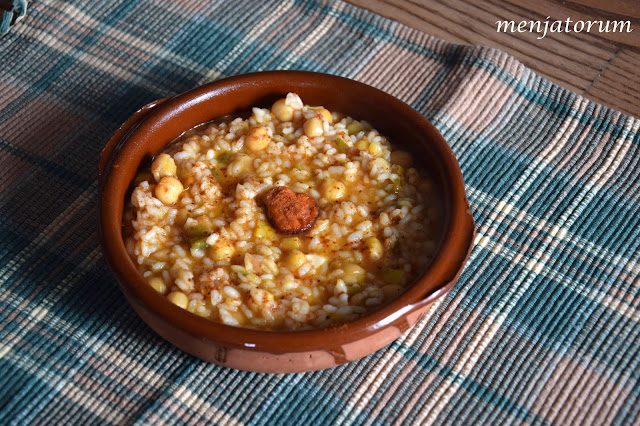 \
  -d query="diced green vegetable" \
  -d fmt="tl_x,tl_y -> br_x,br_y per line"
391,164 -> 405,175
186,224 -> 211,239
346,121 -> 365,135
330,313 -> 348,323
383,268 -> 405,285
388,176 -> 404,194
347,284 -> 362,295
216,152 -> 231,163
190,237 -> 208,251
134,171 -> 153,185
335,137 -> 348,153
211,168 -> 222,182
